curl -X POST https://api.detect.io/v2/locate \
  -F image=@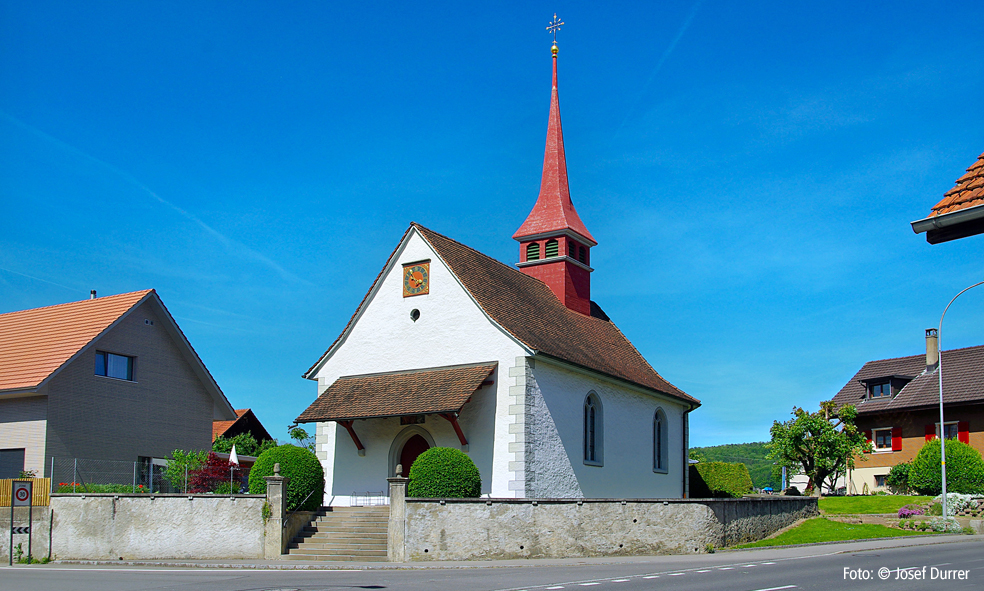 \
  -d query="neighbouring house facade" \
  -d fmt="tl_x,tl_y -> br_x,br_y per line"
831,330 -> 984,494
0,290 -> 237,480
911,151 -> 984,243
296,44 -> 699,505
